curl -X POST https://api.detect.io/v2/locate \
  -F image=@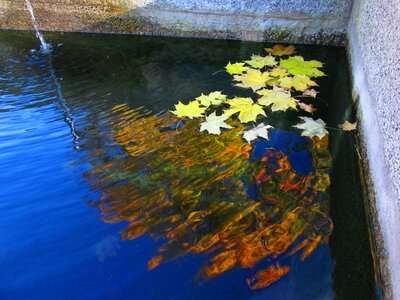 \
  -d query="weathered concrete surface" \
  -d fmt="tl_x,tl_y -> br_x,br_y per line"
348,0 -> 400,298
0,0 -> 352,45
